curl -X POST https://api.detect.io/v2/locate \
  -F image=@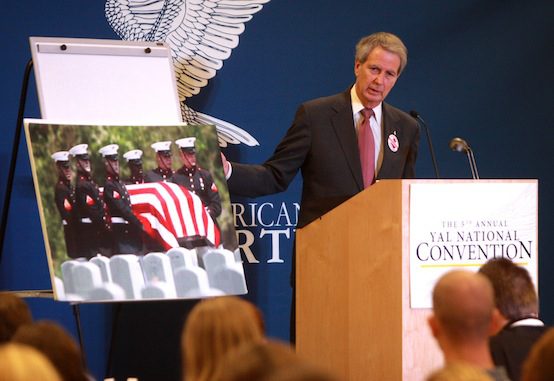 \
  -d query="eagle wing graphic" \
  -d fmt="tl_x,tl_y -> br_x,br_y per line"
105,0 -> 268,147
